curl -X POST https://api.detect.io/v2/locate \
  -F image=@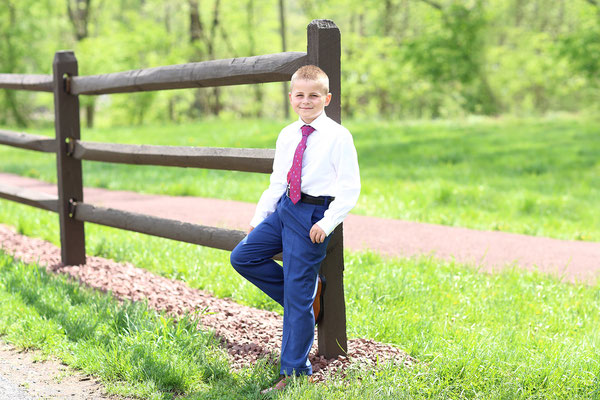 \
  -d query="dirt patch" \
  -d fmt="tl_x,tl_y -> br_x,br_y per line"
0,223 -> 415,386
0,341 -> 125,400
